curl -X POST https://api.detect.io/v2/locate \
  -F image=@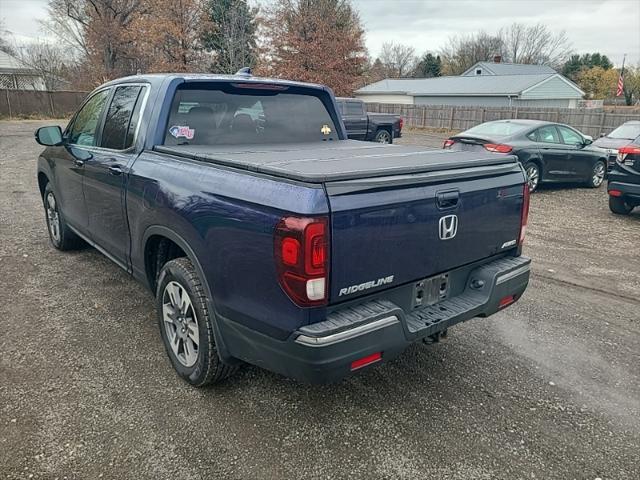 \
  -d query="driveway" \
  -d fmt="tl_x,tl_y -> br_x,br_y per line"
1,121 -> 638,479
